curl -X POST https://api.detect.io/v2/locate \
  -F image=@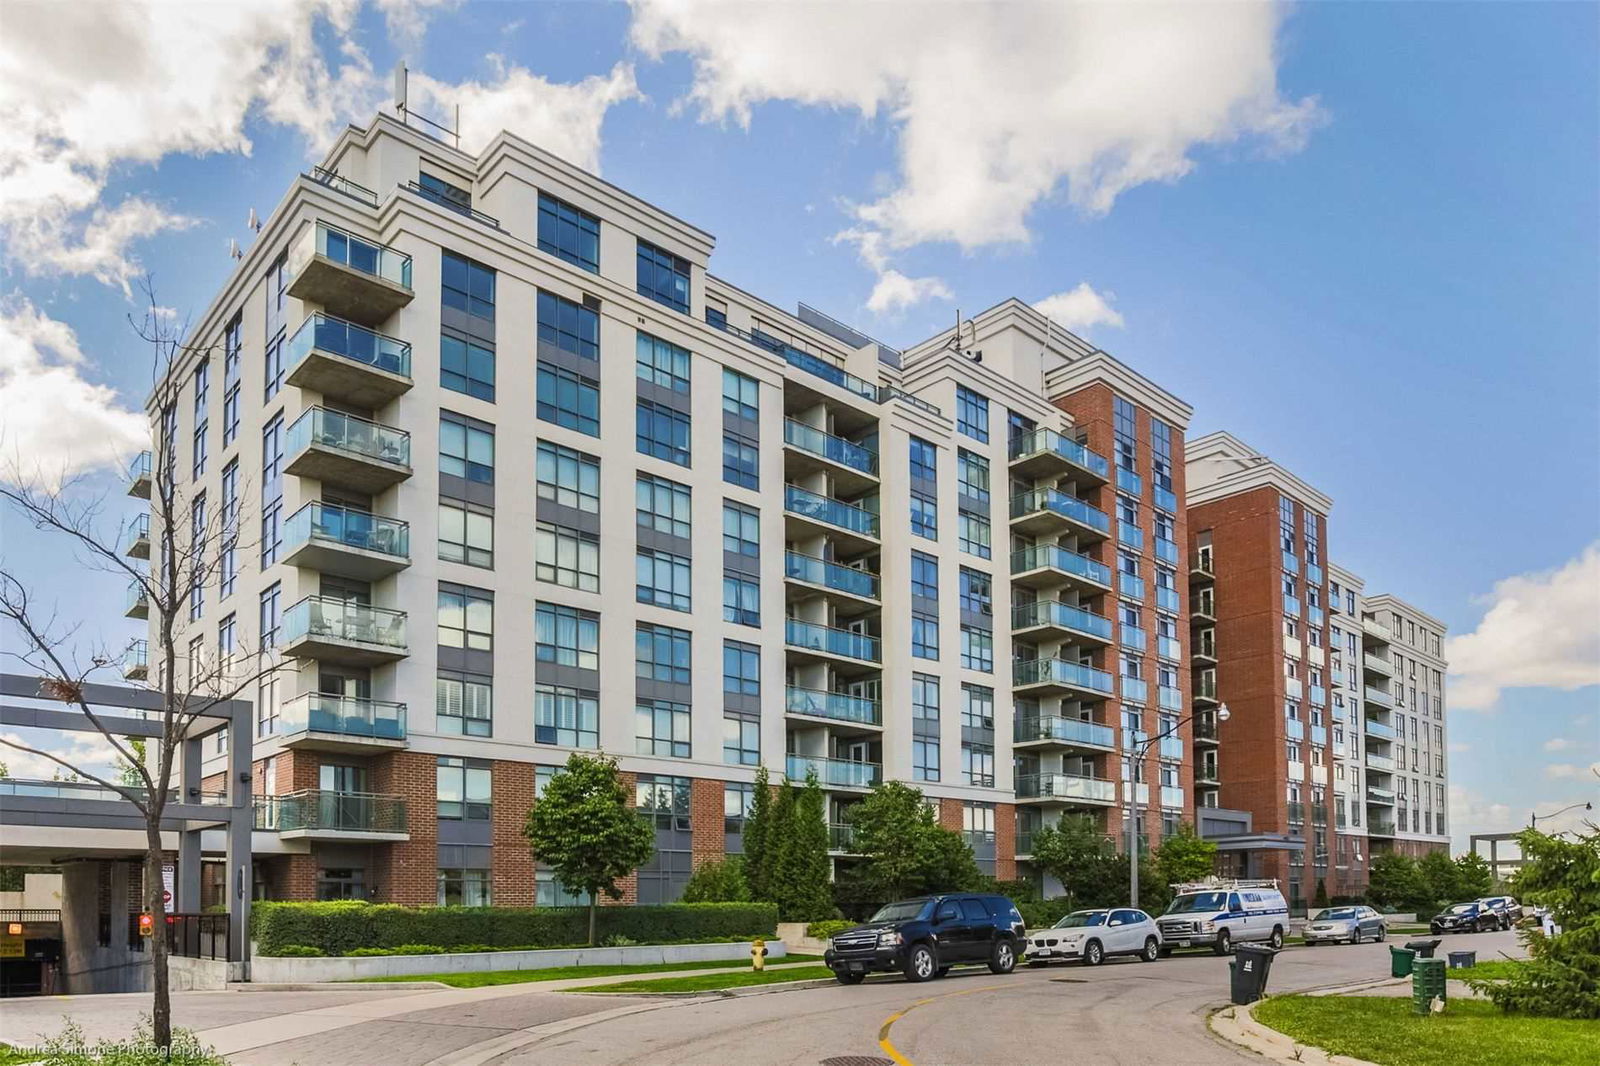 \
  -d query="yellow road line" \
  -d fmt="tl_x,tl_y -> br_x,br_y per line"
877,983 -> 1007,1066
